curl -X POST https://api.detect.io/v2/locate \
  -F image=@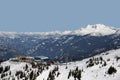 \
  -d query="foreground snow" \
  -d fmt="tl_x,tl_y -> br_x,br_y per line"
36,49 -> 120,80
0,49 -> 120,80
